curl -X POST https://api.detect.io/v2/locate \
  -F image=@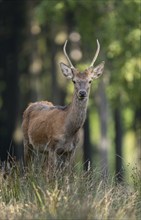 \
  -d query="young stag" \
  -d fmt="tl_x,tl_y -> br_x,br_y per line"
22,40 -> 105,175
